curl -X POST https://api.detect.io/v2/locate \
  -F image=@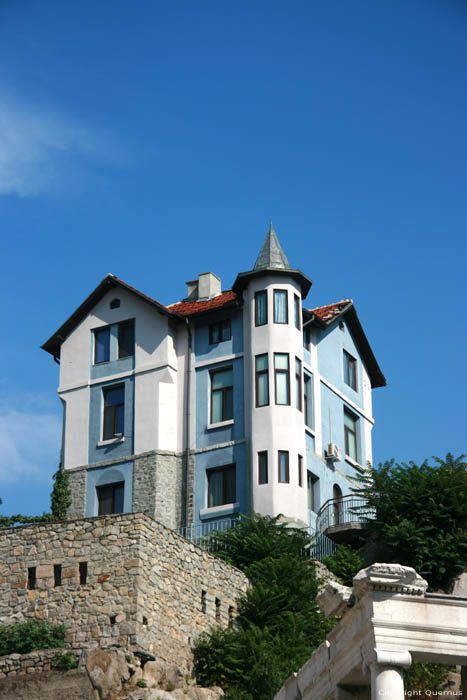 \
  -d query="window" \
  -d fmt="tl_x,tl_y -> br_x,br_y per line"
103,385 -> 125,439
273,290 -> 288,323
210,367 -> 233,423
110,298 -> 120,309
295,358 -> 302,411
97,481 -> 124,515
209,319 -> 231,344
343,350 -> 357,391
118,320 -> 135,359
304,373 -> 313,428
298,455 -> 303,487
28,567 -> 36,590
54,564 -> 62,587
79,562 -> 88,585
95,327 -> 110,364
255,291 -> 267,326
303,327 -> 311,351
215,598 -> 221,622
258,451 -> 268,484
207,465 -> 236,507
278,451 -> 289,483
307,472 -> 318,512
294,295 -> 301,330
274,353 -> 290,405
255,354 -> 269,407
344,410 -> 358,462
